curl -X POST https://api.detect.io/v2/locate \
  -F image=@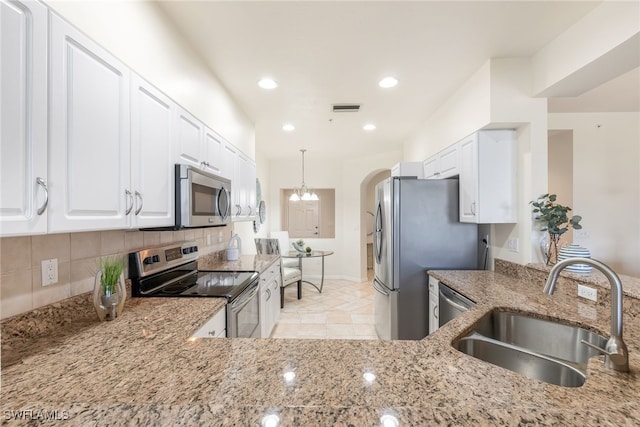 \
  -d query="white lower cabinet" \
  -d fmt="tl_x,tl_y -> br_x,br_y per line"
1,0 -> 48,236
260,260 -> 281,338
191,308 -> 226,338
